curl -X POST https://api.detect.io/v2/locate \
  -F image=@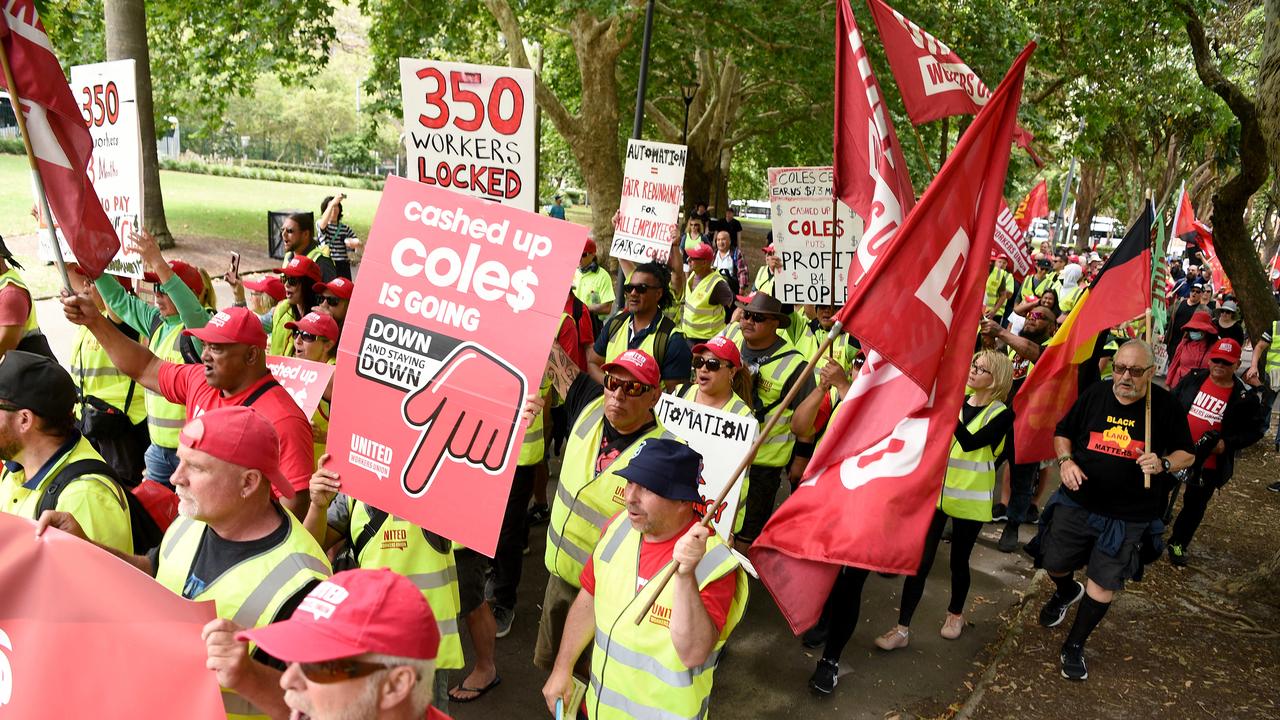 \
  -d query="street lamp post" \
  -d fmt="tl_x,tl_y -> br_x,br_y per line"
680,82 -> 698,145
